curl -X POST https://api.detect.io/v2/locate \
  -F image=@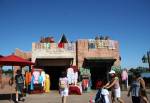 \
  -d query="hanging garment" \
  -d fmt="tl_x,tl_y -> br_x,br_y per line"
25,72 -> 32,86
45,74 -> 50,93
121,70 -> 128,81
33,71 -> 40,84
41,71 -> 46,87
38,75 -> 43,84
74,72 -> 78,85
82,79 -> 89,91
67,68 -> 74,84
30,75 -> 34,90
